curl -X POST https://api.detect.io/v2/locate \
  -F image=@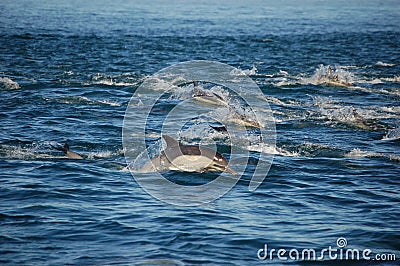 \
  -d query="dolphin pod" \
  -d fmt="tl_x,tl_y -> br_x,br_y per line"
52,81 -> 257,175
52,136 -> 237,176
